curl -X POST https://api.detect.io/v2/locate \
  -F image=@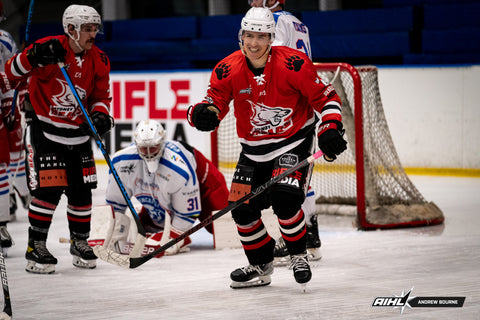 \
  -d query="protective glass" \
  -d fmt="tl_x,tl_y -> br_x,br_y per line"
80,23 -> 103,34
